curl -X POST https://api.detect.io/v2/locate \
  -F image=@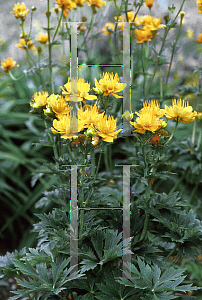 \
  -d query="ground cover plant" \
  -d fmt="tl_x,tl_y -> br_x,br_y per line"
0,0 -> 202,299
